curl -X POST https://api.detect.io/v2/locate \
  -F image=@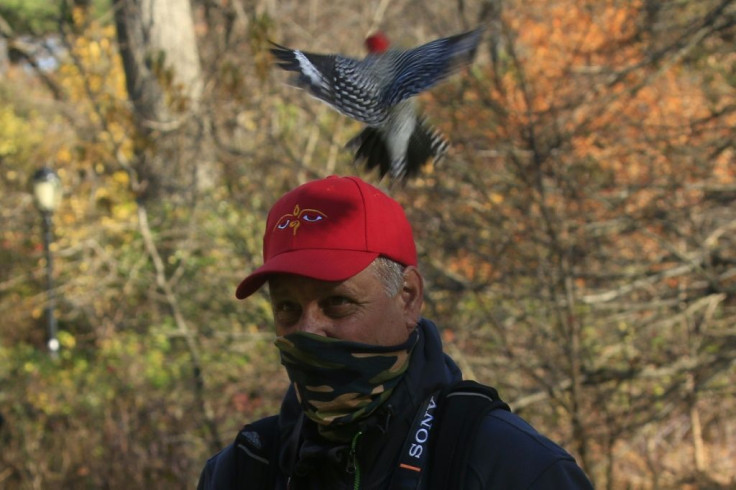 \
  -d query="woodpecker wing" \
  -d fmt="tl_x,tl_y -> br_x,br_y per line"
383,27 -> 484,107
270,43 -> 388,125
270,43 -> 336,103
